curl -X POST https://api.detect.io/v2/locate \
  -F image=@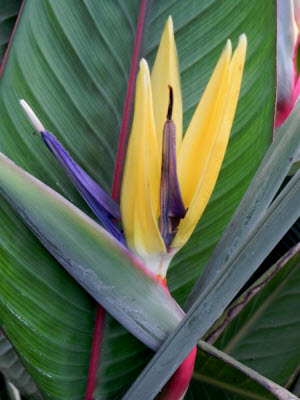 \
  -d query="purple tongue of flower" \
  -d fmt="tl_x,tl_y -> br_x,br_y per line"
41,131 -> 124,243
160,87 -> 186,248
